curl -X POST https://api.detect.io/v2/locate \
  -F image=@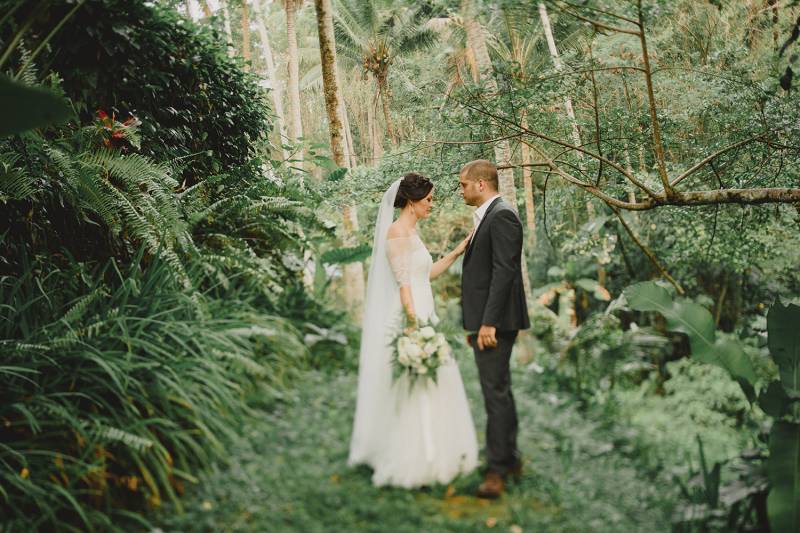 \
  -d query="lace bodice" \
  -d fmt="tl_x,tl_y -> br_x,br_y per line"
385,234 -> 435,321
